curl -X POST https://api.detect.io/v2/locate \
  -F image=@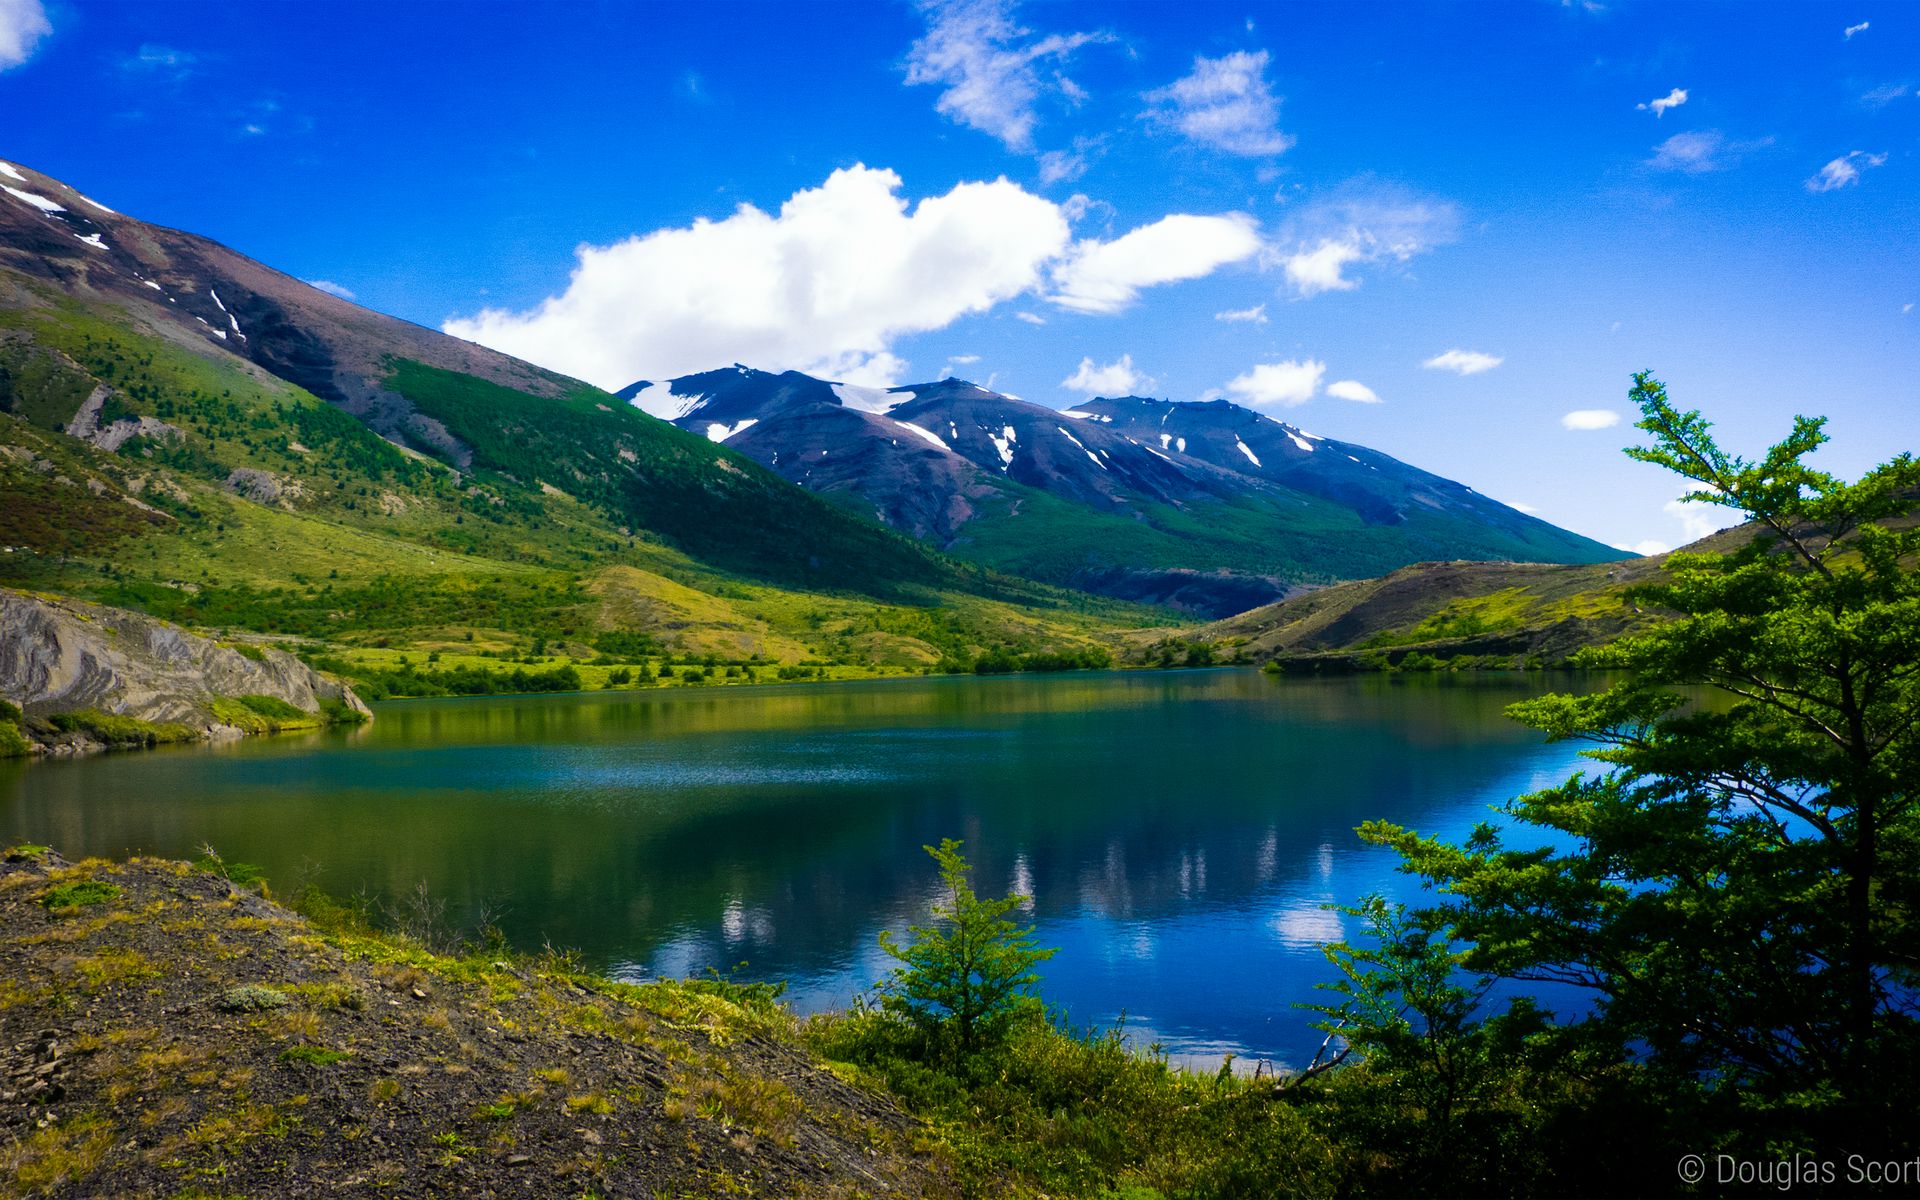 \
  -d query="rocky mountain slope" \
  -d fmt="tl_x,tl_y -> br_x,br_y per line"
625,367 -> 1628,616
0,588 -> 369,751
0,848 -> 951,1198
